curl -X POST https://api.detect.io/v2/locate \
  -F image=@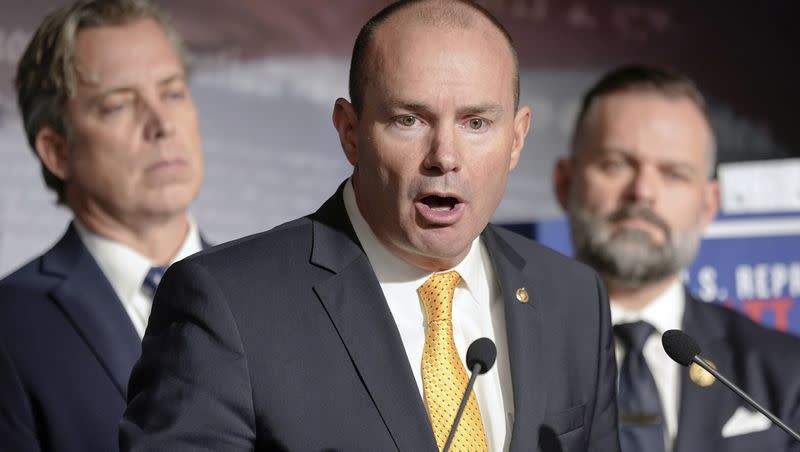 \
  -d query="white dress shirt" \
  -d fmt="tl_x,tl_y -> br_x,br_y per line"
610,279 -> 686,452
343,180 -> 514,452
74,217 -> 203,338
